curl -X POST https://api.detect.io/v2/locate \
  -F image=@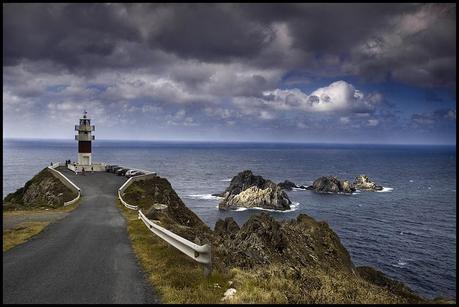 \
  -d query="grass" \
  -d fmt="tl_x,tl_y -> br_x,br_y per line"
3,197 -> 82,216
116,199 -> 232,304
3,221 -> 50,252
3,198 -> 82,252
228,265 -> 410,304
